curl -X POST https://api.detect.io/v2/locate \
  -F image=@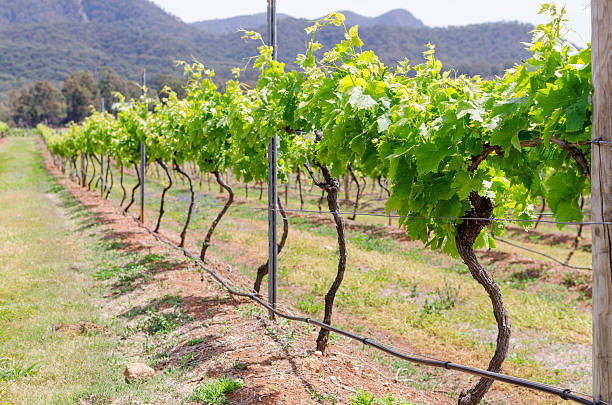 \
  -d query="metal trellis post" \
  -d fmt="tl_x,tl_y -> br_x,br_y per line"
140,70 -> 146,223
140,142 -> 146,223
100,98 -> 105,197
267,0 -> 278,318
